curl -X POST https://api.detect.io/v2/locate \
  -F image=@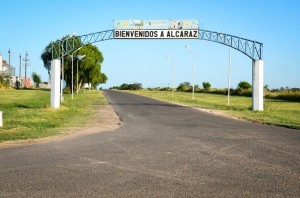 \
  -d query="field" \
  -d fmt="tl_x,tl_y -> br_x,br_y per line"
0,89 -> 107,142
127,90 -> 300,129
1,89 -> 299,143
